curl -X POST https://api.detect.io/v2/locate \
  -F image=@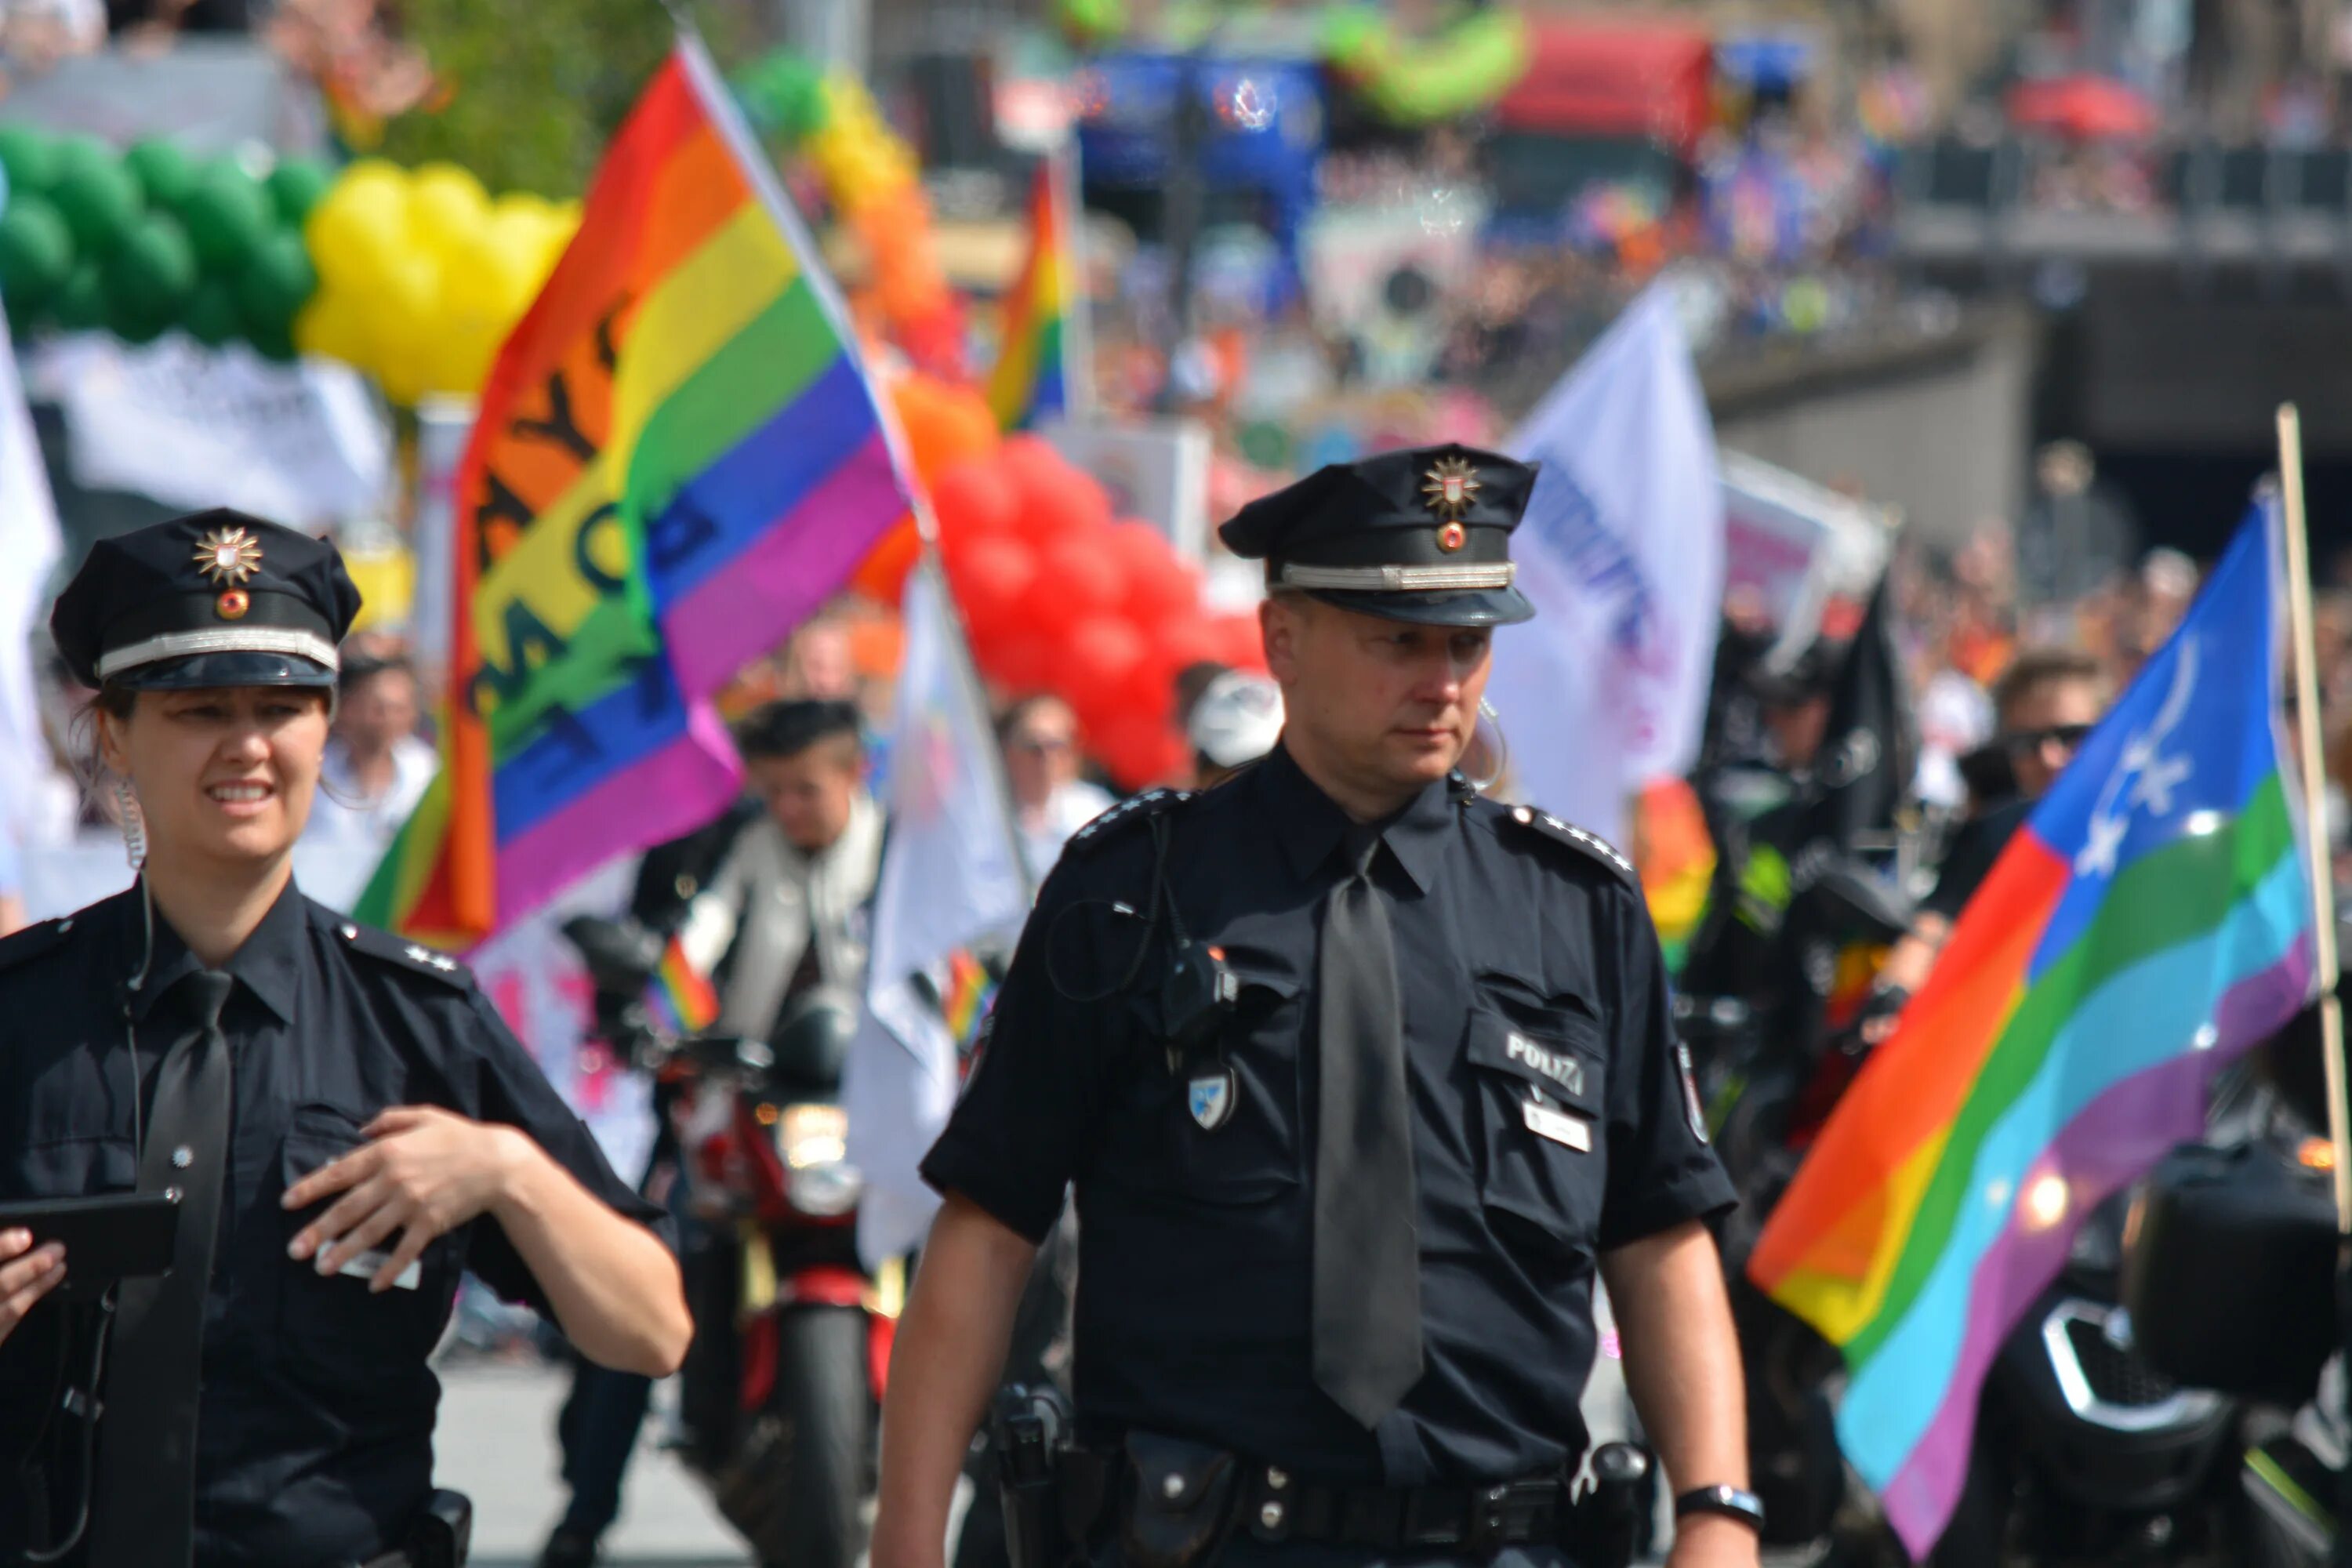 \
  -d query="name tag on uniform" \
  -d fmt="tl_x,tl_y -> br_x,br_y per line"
1522,1098 -> 1592,1152
334,1248 -> 423,1291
